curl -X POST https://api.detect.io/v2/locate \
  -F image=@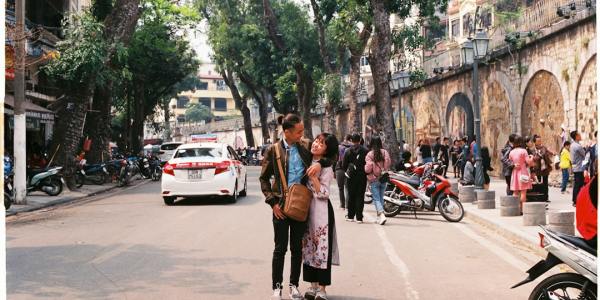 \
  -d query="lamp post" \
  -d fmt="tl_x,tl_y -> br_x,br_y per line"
357,87 -> 368,133
461,29 -> 489,190
389,70 -> 411,156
